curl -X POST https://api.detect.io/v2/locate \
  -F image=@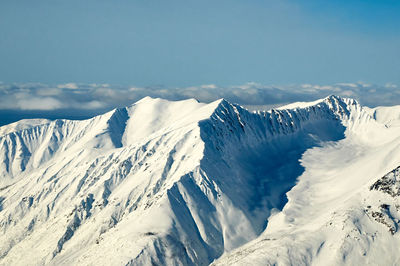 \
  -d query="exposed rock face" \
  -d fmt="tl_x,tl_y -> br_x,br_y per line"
370,166 -> 400,197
